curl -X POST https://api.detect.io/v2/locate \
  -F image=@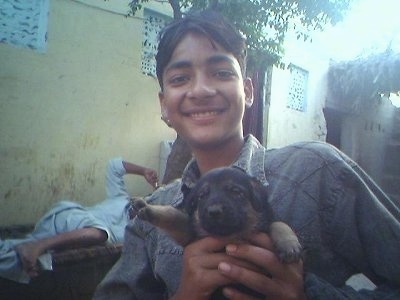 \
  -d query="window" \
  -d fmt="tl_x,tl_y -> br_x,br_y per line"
141,9 -> 171,77
0,0 -> 49,52
287,64 -> 308,112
